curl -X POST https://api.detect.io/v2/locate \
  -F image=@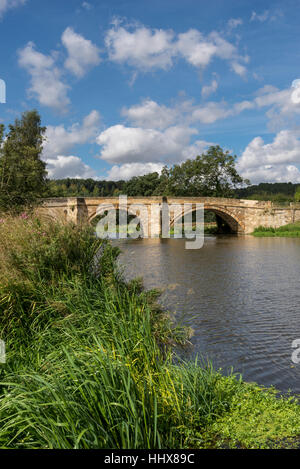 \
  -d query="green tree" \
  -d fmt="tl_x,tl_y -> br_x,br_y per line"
0,110 -> 47,212
294,186 -> 300,202
91,185 -> 100,197
156,146 -> 249,197
124,172 -> 161,196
